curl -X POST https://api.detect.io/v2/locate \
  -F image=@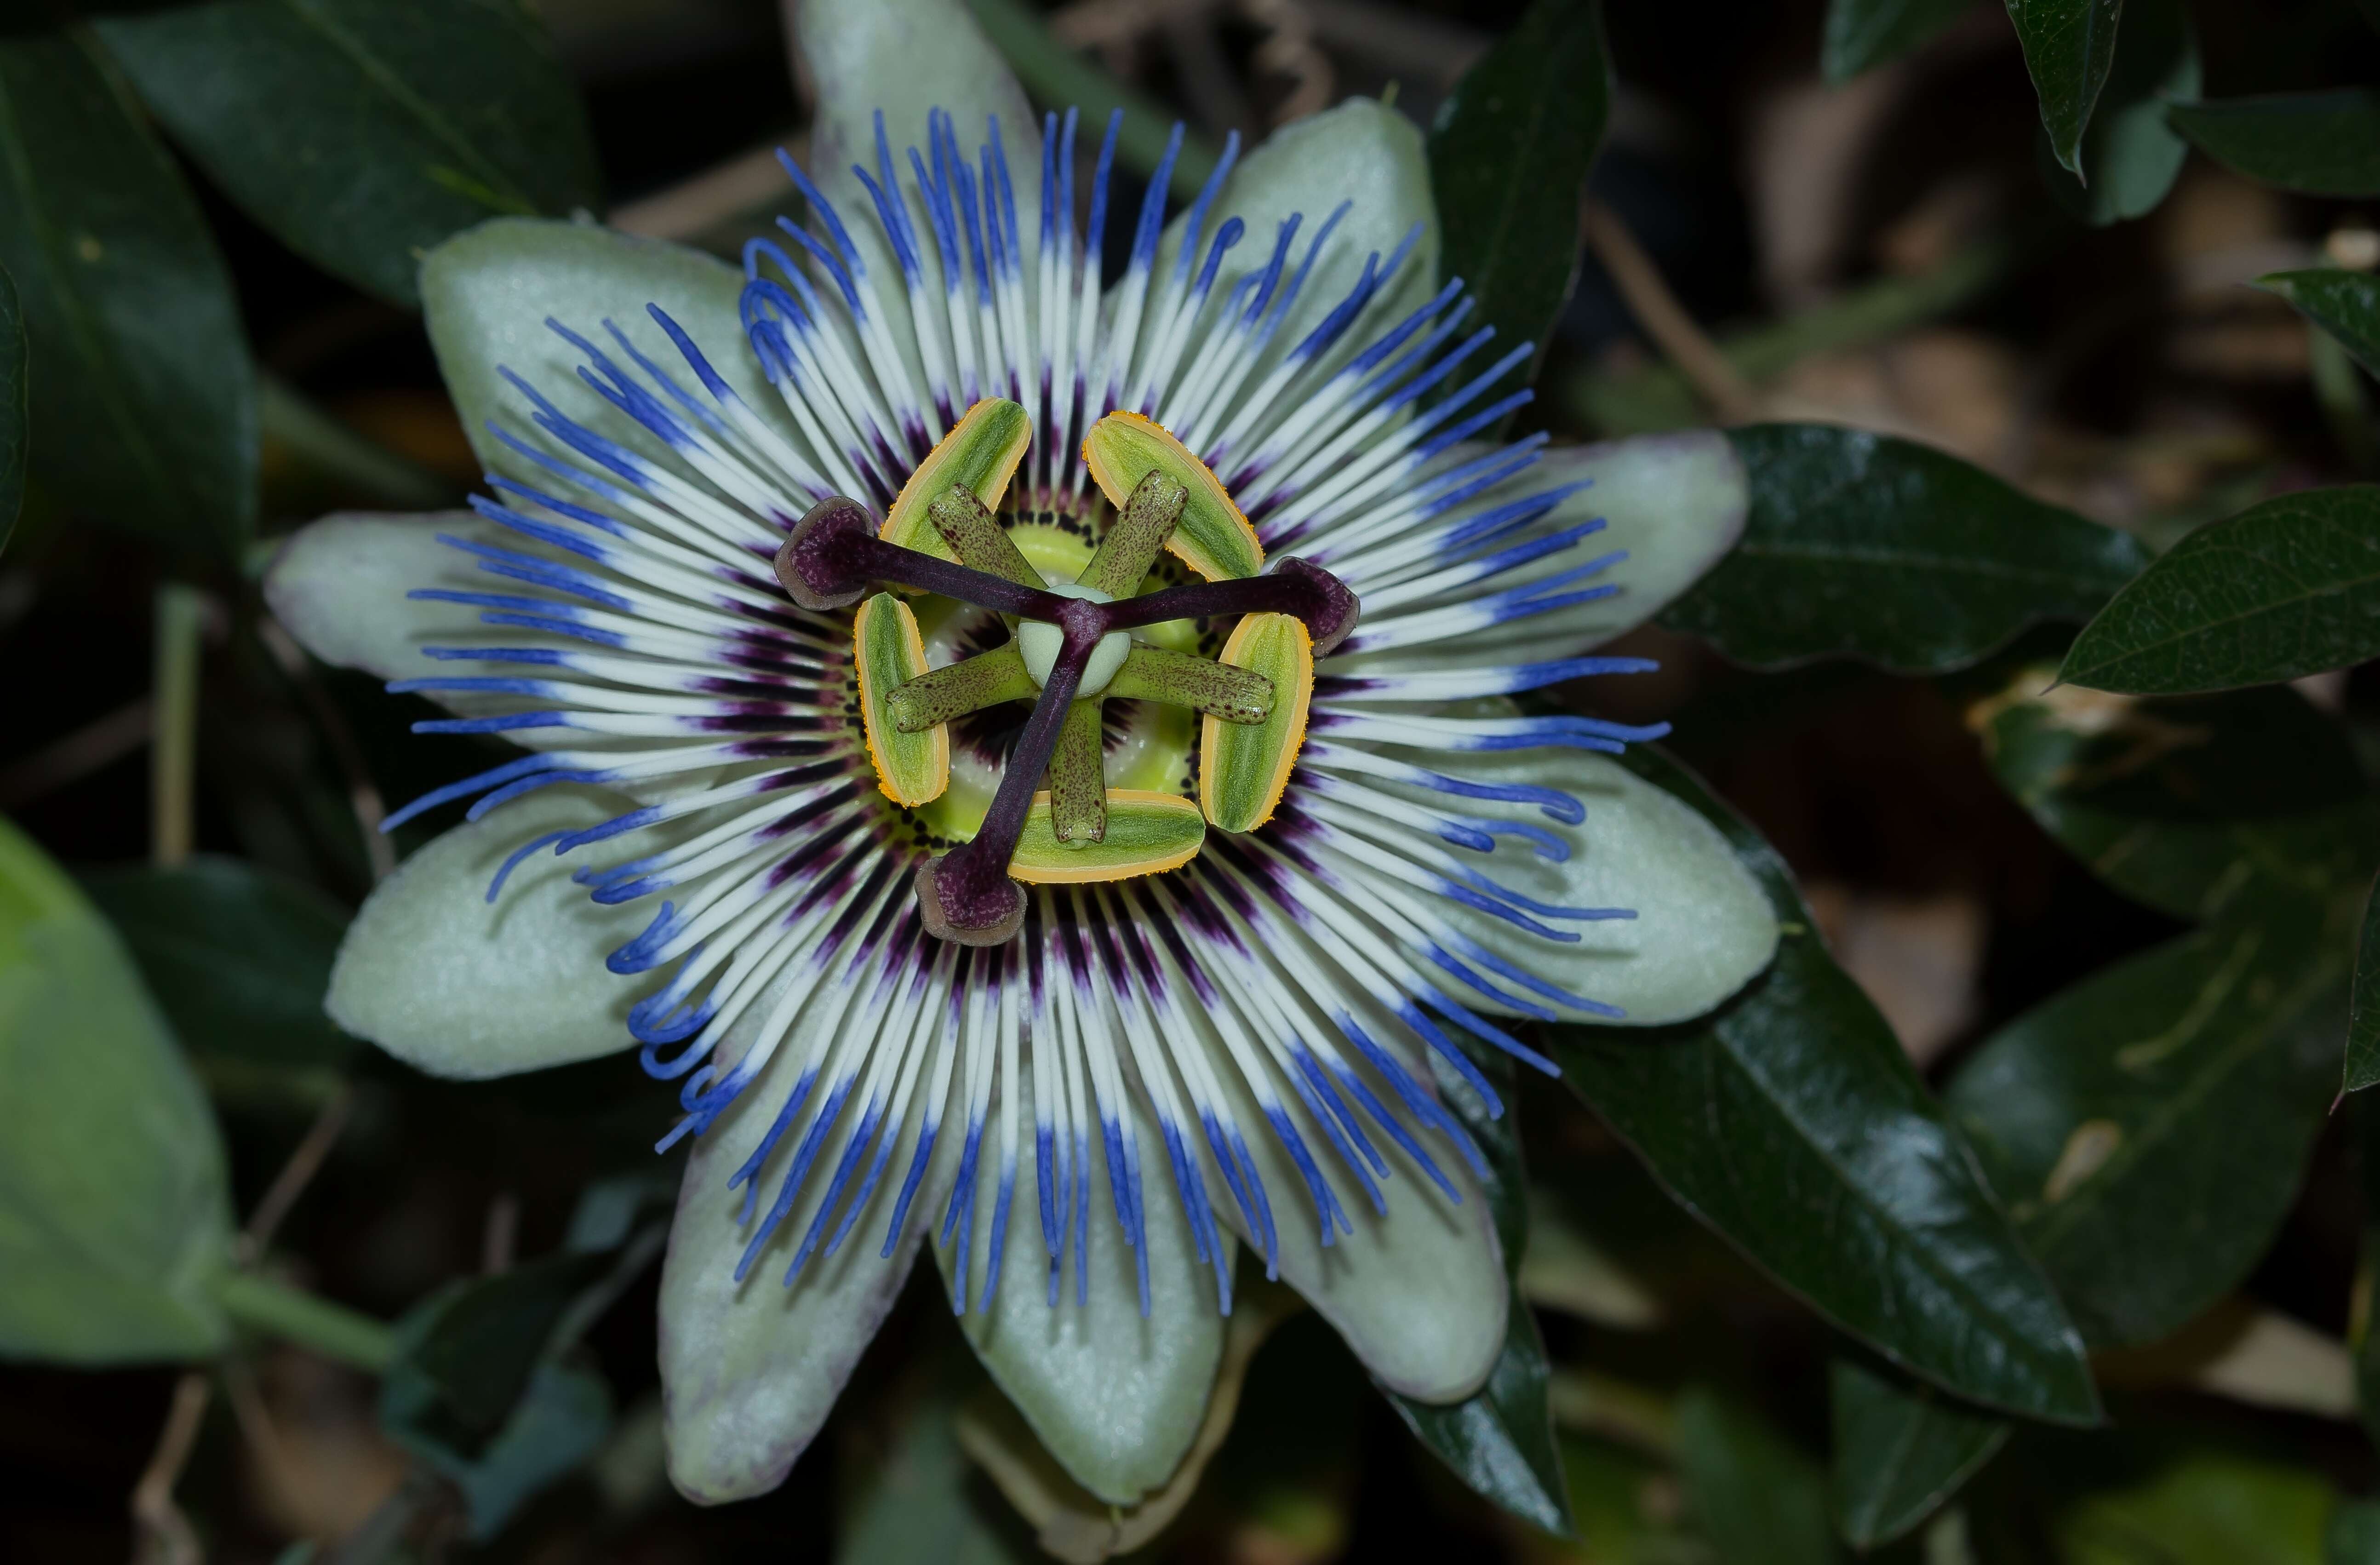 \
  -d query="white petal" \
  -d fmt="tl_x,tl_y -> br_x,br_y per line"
660,974 -> 962,1503
265,509 -> 532,681
420,217 -> 769,480
1396,751 -> 1778,1025
937,1069 -> 1226,1505
326,787 -> 651,1077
